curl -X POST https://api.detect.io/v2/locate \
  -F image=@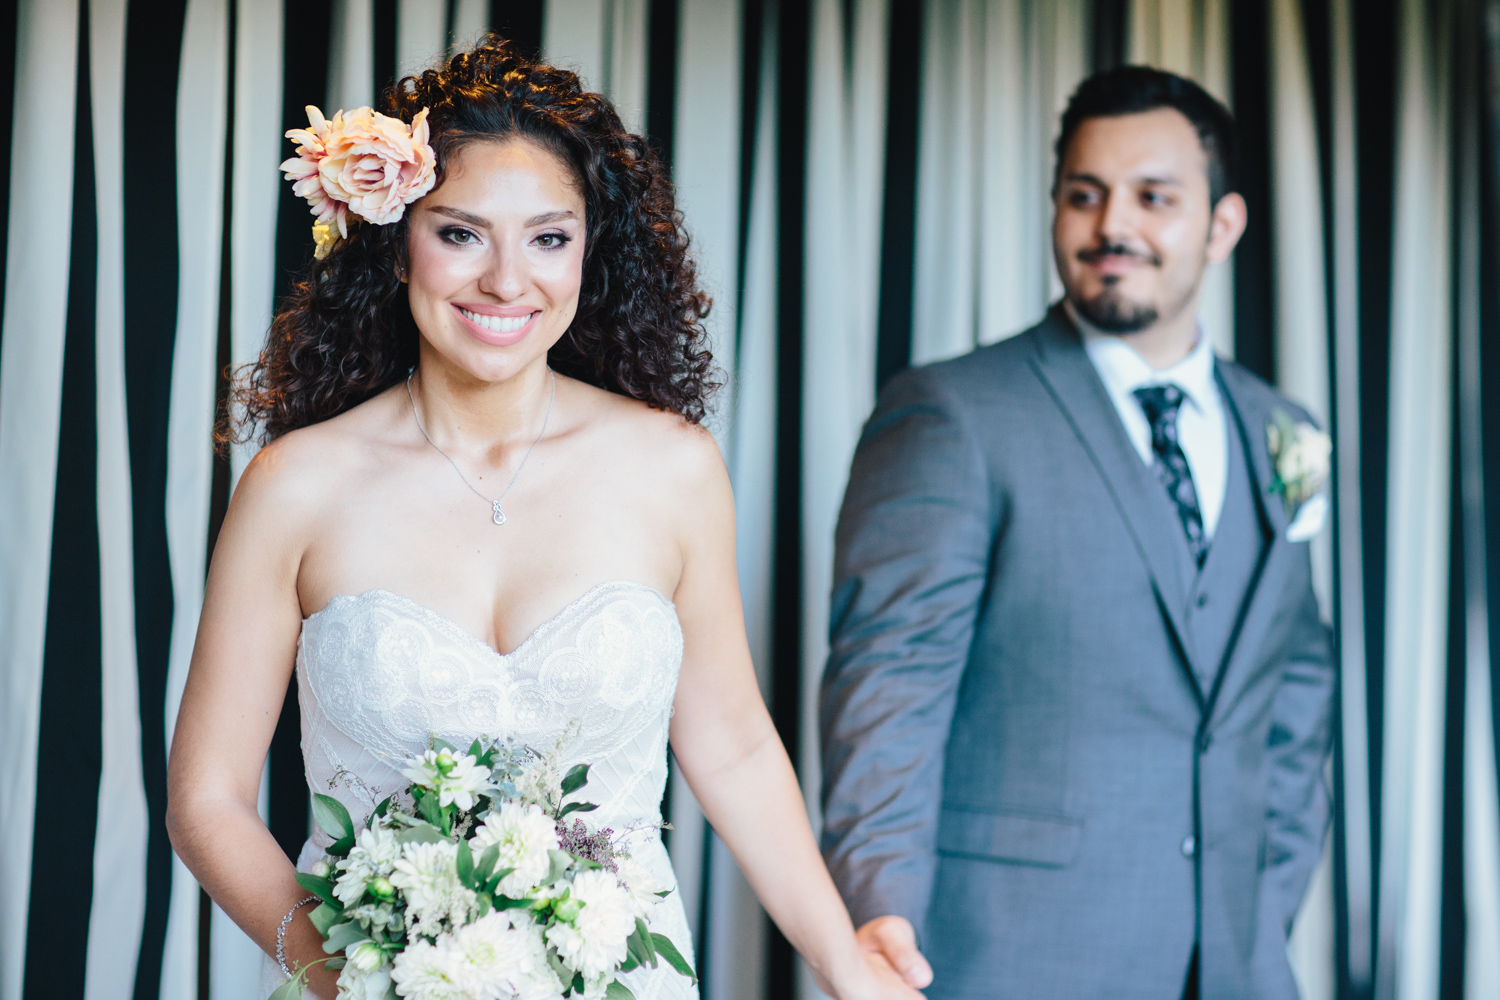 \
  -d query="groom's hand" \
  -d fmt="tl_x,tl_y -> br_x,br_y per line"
856,916 -> 934,990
